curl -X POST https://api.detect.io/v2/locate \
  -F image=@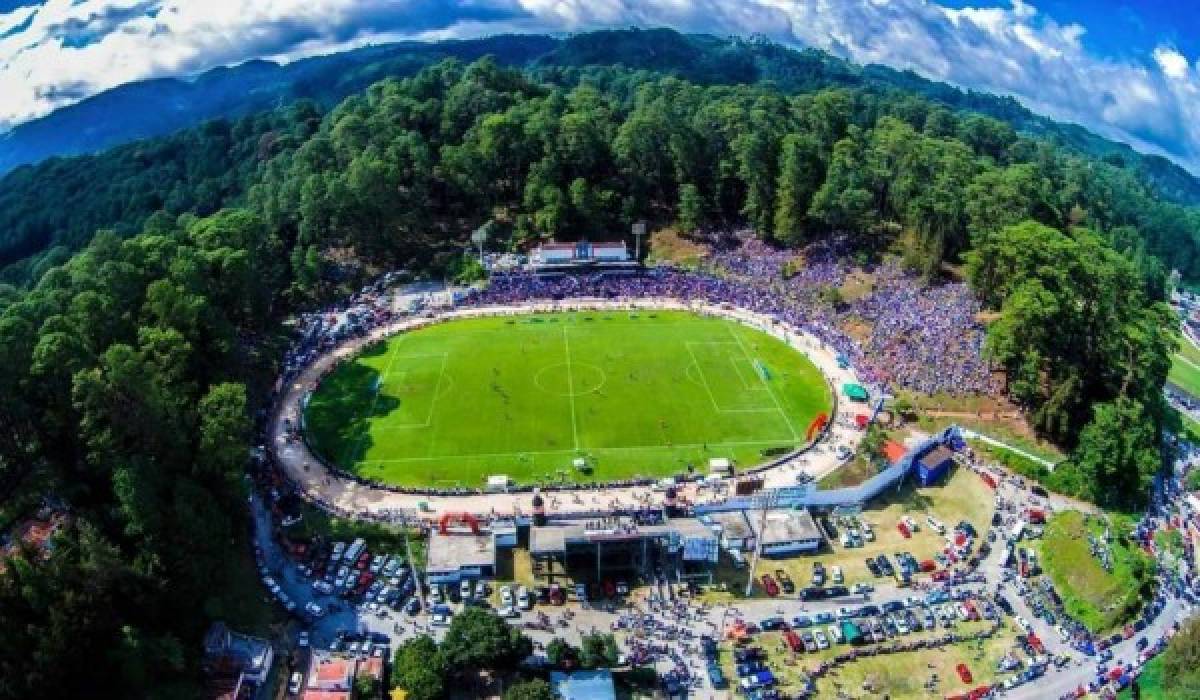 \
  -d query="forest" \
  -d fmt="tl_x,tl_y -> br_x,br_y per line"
0,49 -> 1185,696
